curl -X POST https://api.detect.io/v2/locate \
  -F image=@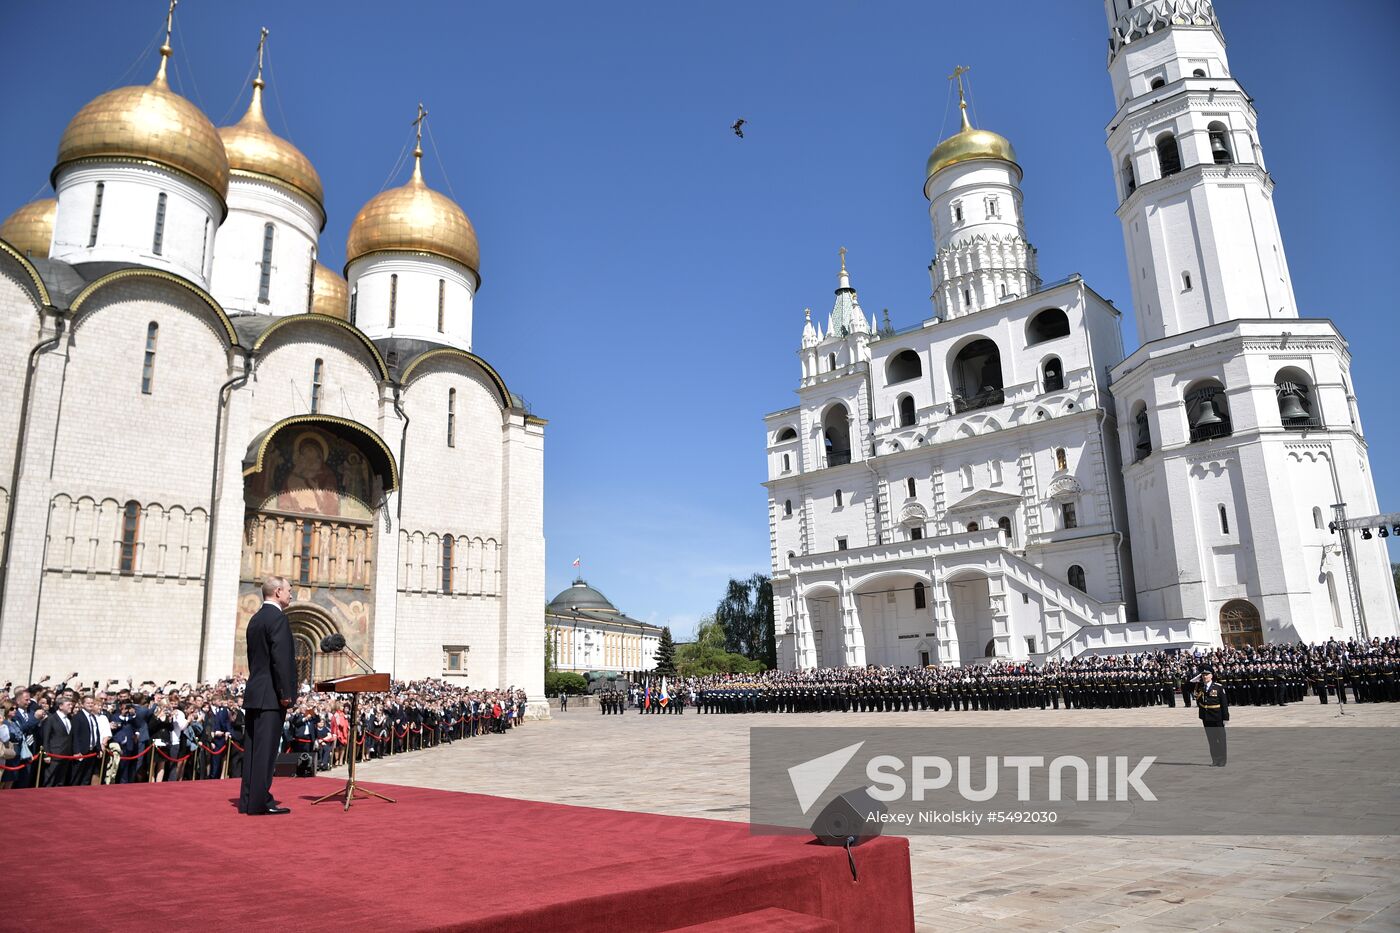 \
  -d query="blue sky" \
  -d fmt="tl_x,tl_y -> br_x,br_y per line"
2,1 -> 1397,639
